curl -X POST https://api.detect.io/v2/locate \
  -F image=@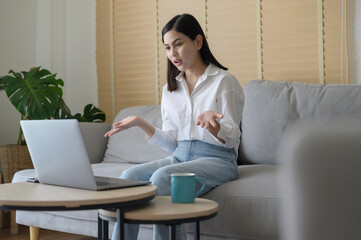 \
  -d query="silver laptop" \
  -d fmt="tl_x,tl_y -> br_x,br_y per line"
20,119 -> 150,191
